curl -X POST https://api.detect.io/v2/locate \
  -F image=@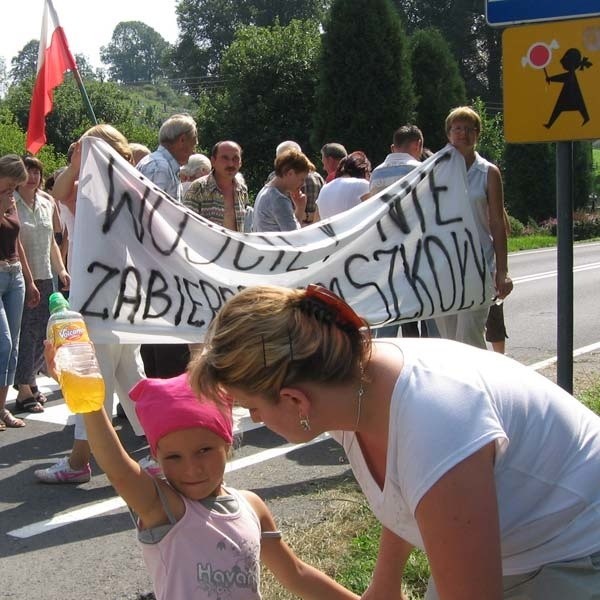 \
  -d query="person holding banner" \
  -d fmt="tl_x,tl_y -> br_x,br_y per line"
190,284 -> 600,600
35,125 -> 146,483
434,106 -> 512,349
